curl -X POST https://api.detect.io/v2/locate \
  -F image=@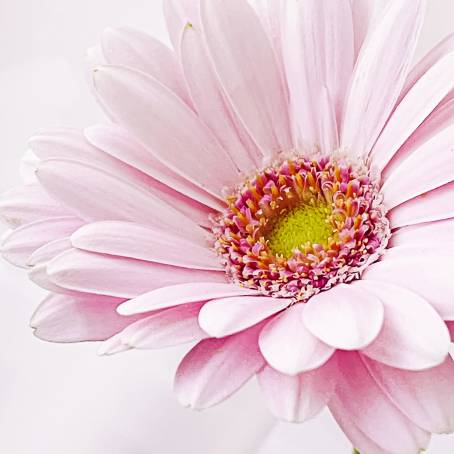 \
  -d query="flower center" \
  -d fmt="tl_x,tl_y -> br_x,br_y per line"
212,154 -> 390,300
267,203 -> 333,258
